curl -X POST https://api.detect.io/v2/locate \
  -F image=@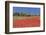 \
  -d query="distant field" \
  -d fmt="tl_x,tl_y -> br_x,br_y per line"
13,16 -> 40,20
13,16 -> 40,28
